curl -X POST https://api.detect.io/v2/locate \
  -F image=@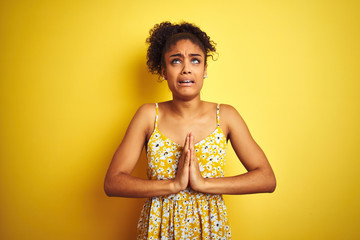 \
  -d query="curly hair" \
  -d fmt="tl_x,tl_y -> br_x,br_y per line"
146,21 -> 217,76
